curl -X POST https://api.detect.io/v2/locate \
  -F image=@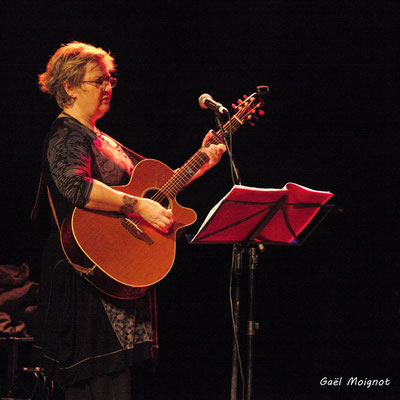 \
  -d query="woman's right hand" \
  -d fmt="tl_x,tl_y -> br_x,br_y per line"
84,182 -> 173,232
135,197 -> 173,232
